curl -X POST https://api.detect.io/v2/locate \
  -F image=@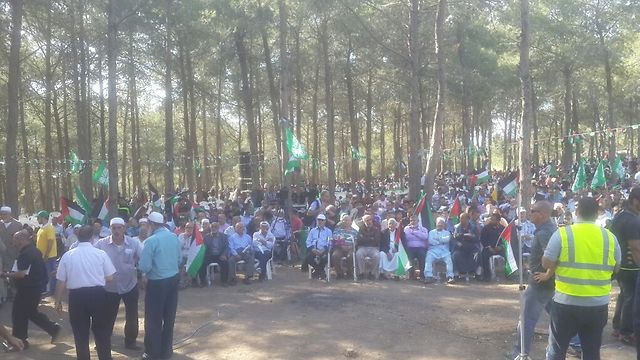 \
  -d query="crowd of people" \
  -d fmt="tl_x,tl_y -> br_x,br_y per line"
1,156 -> 640,359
